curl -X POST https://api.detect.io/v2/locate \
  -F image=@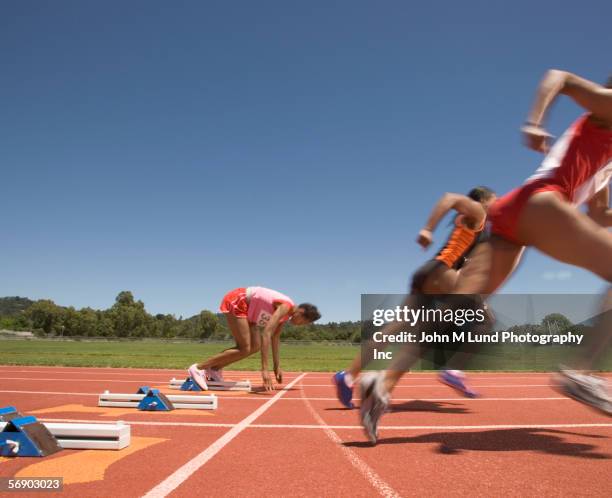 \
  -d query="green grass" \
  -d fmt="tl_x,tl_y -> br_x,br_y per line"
0,339 -> 359,371
0,339 -> 609,371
